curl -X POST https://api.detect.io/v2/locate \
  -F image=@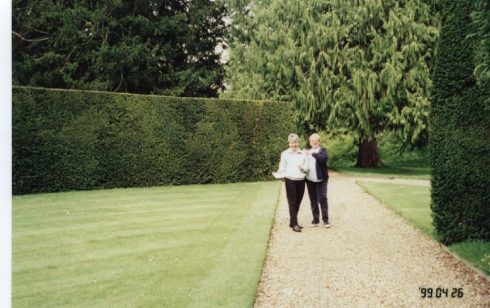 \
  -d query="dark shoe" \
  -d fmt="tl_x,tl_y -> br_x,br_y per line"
298,225 -> 303,229
309,221 -> 320,227
292,225 -> 302,232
